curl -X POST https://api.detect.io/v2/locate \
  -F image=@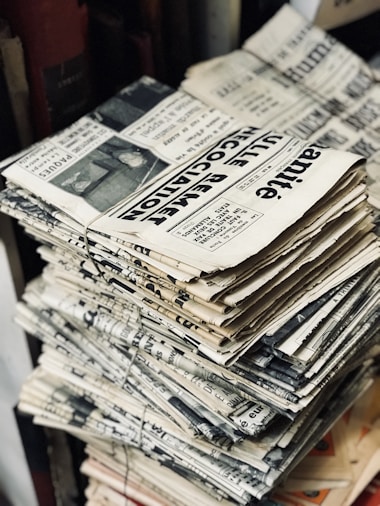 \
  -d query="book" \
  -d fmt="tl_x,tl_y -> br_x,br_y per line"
0,60 -> 19,161
0,0 -> 92,139
139,0 -> 166,81
0,17 -> 33,149
87,0 -> 133,102
161,0 -> 194,87
189,0 -> 242,61
87,0 -> 155,103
